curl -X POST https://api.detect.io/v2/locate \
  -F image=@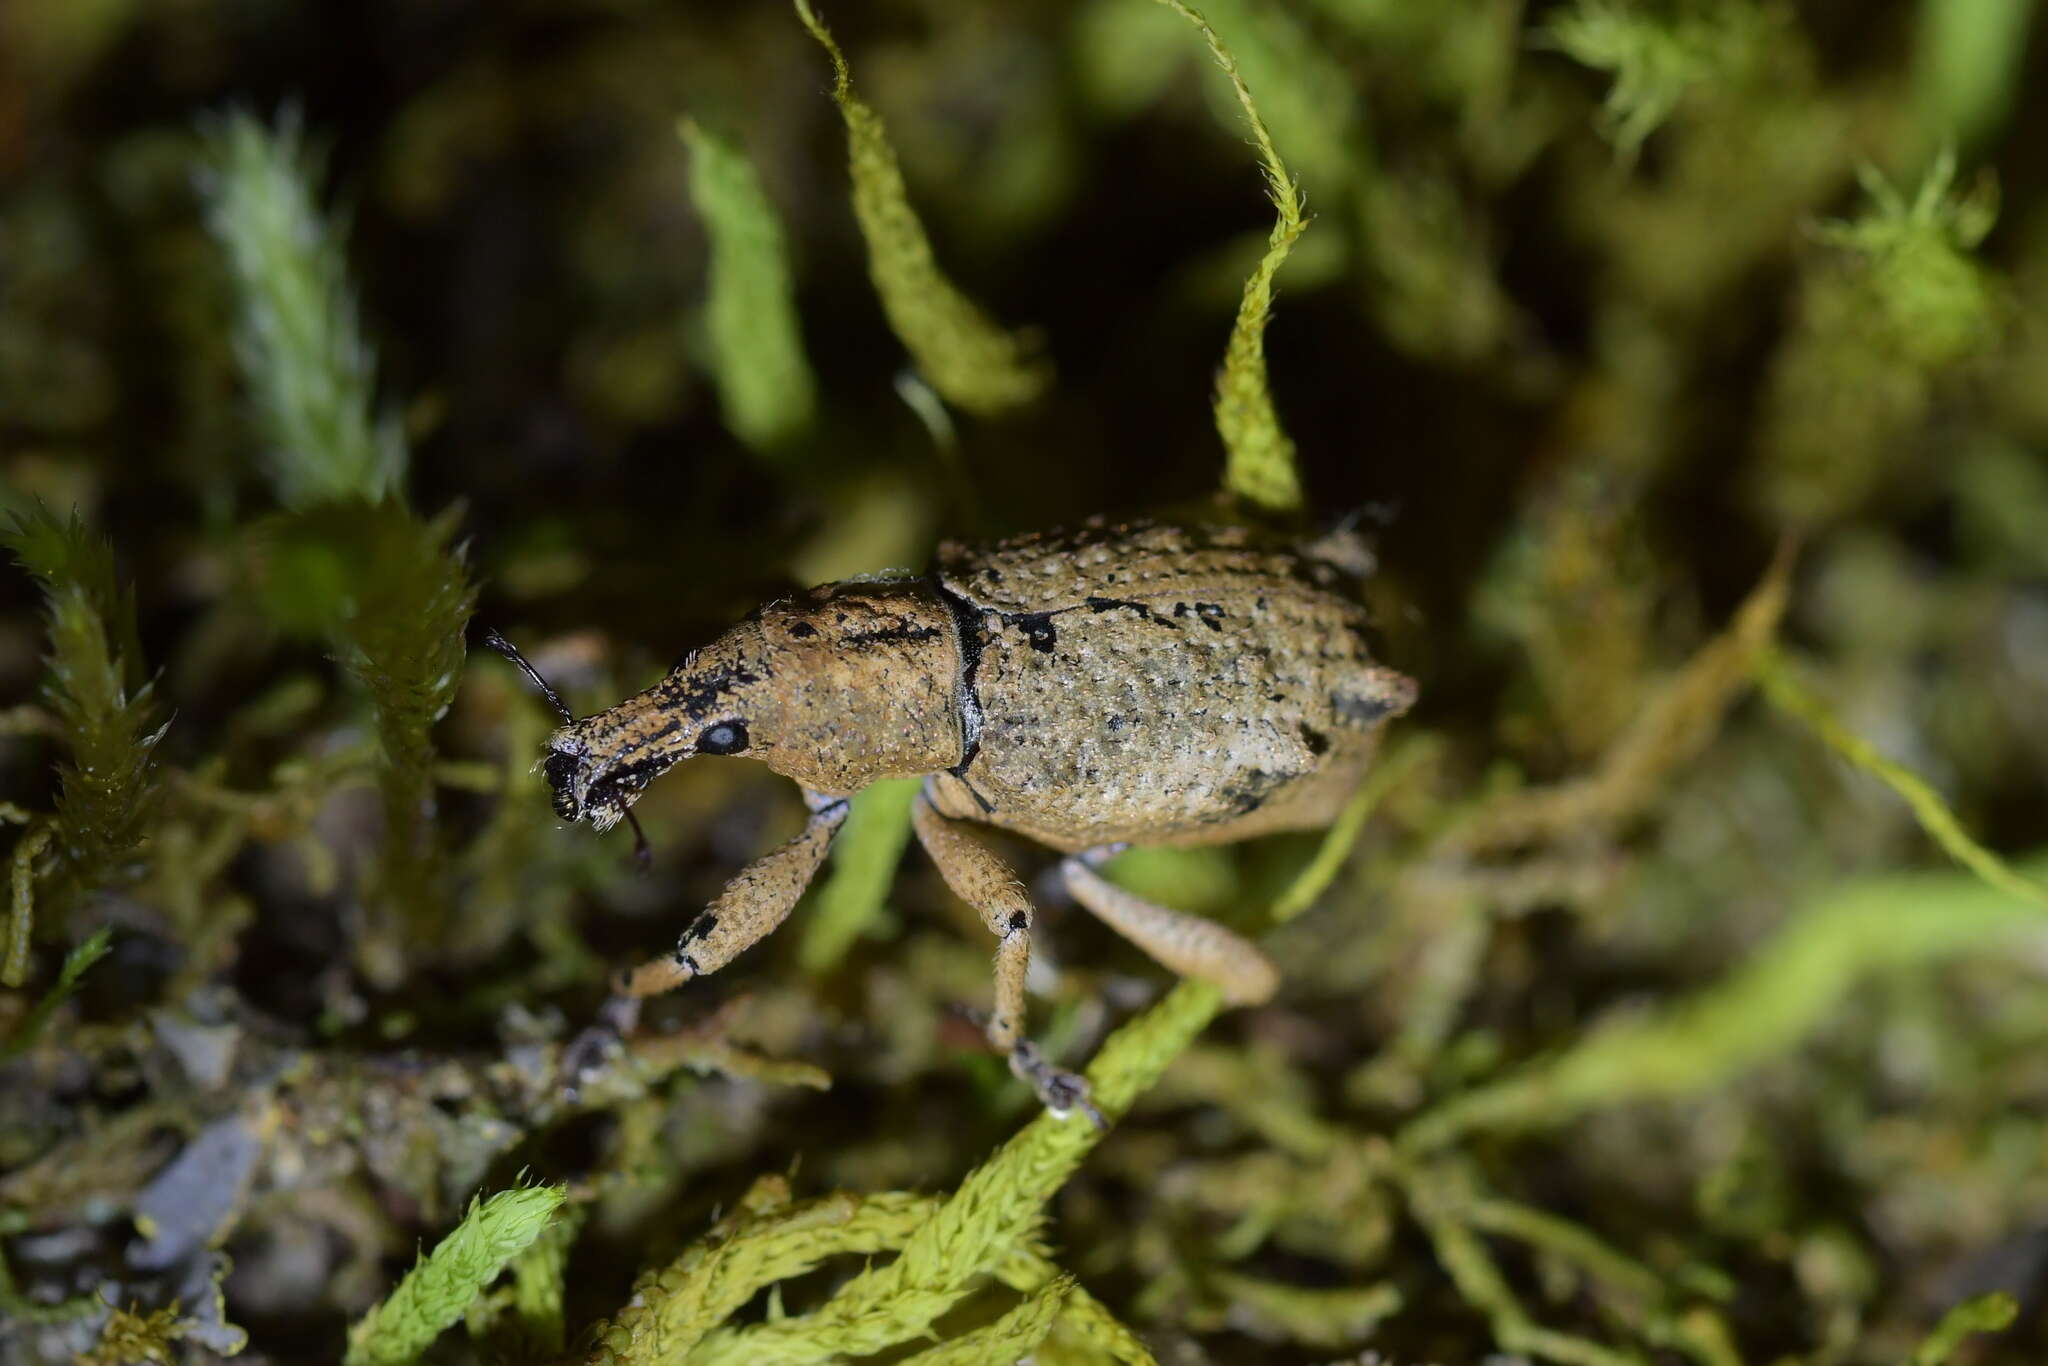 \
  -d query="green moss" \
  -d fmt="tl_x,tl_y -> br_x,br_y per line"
1155,0 -> 1308,513
796,775 -> 920,973
794,0 -> 1051,417
679,118 -> 818,457
2,924 -> 109,1054
1544,0 -> 1778,159
199,110 -> 405,508
1910,0 -> 2035,150
201,113 -> 479,967
344,1183 -> 566,1366
1911,1291 -> 2019,1365
1,507 -> 163,985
